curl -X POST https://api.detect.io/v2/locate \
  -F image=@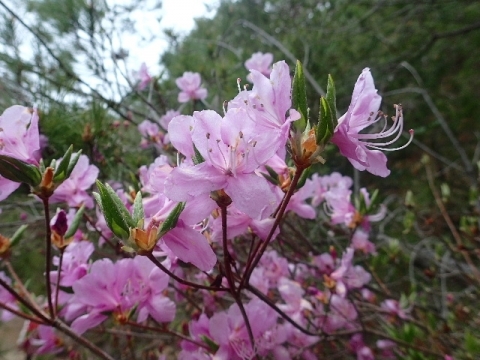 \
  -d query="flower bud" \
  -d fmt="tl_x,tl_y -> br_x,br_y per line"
50,209 -> 73,250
